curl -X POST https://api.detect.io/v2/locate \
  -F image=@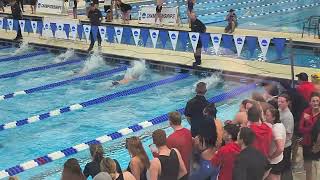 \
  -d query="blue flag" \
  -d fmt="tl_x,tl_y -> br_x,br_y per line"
179,31 -> 188,51
246,36 -> 257,57
141,28 -> 149,47
91,26 -> 99,42
50,23 -> 57,37
25,20 -> 32,33
77,25 -> 83,40
3,18 -> 8,30
222,34 -> 233,49
37,21 -> 43,35
159,30 -> 168,48
64,24 -> 70,38
273,38 -> 286,58
200,33 -> 210,50
13,19 -> 19,31
107,26 -> 115,43
123,27 -> 131,44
